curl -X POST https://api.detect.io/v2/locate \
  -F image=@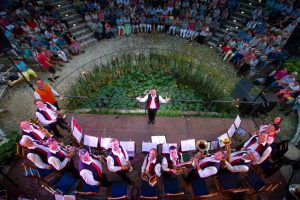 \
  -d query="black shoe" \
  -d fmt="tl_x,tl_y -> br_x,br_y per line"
48,78 -> 55,82
54,76 -> 60,80
148,120 -> 151,124
151,120 -> 155,124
